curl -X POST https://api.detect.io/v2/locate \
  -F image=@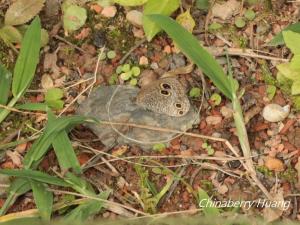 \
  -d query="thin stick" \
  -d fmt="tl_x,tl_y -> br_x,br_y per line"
53,35 -> 86,53
0,104 -> 46,116
47,188 -> 148,216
